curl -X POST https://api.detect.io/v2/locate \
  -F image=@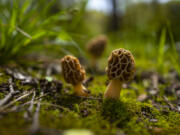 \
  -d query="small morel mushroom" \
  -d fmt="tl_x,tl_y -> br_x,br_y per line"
61,55 -> 89,96
87,35 -> 107,68
104,48 -> 135,99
